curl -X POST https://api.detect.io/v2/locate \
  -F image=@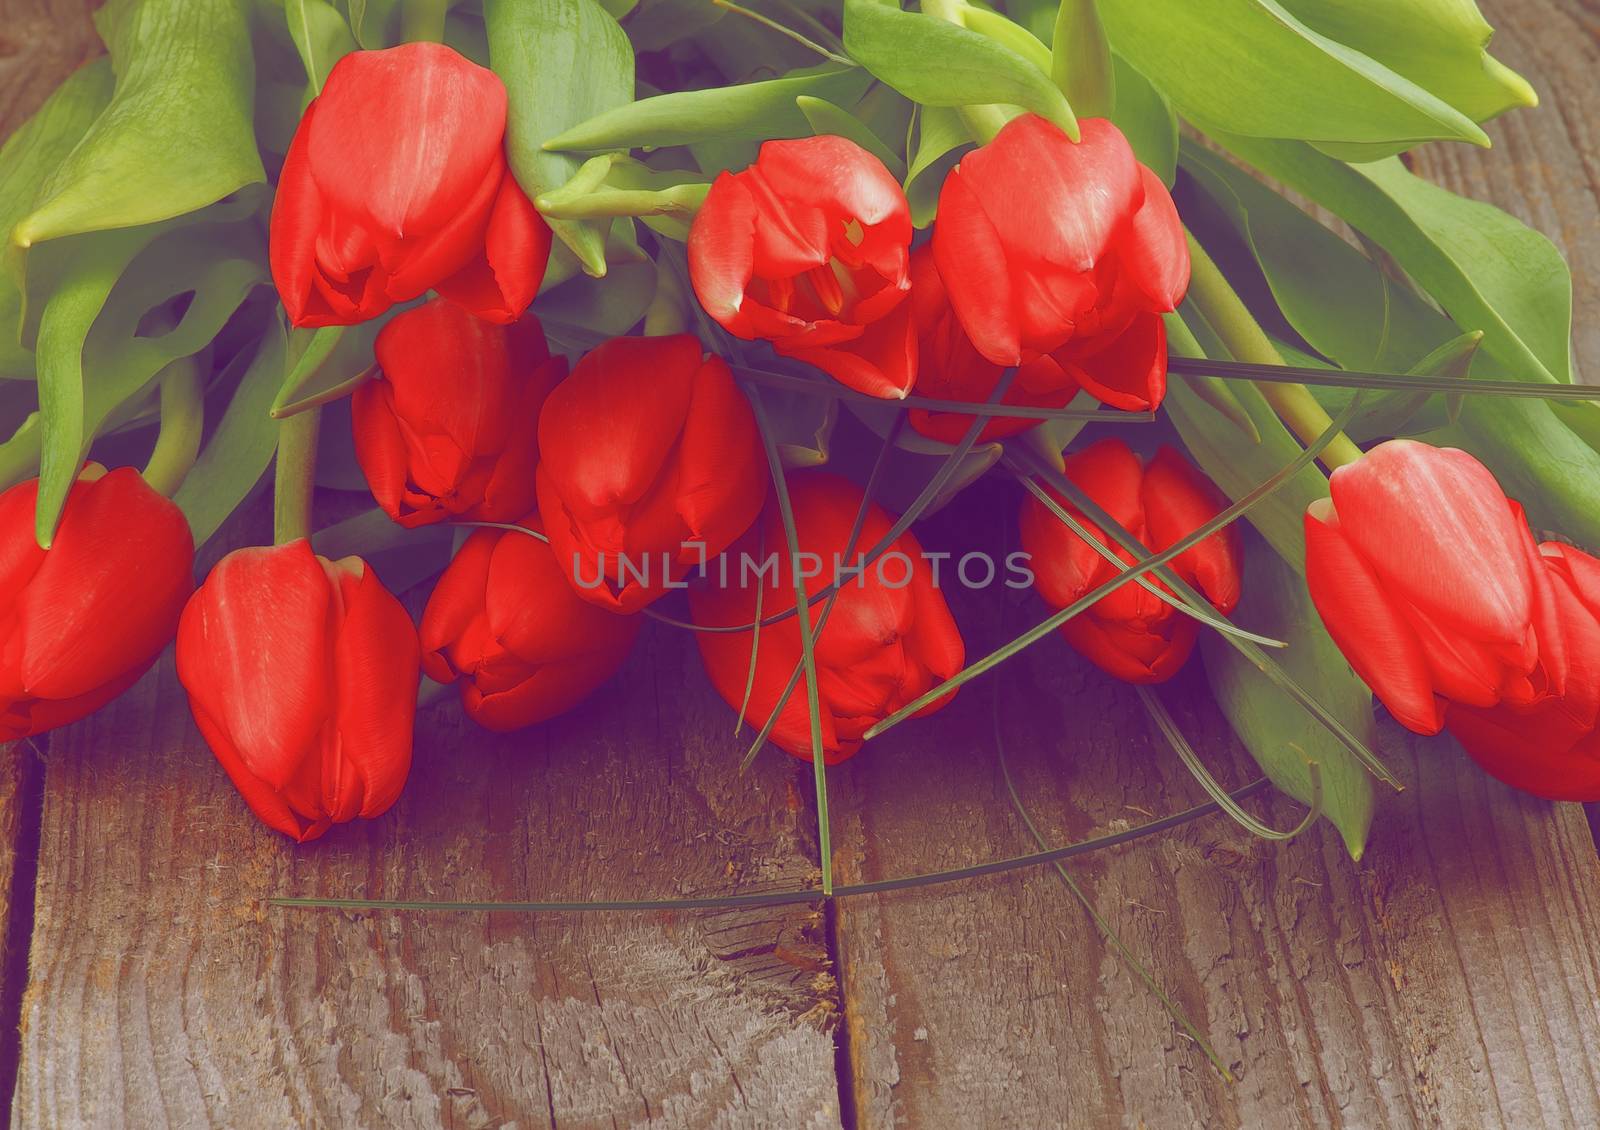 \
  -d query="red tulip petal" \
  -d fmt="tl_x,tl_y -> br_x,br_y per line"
1121,166 -> 1189,311
189,695 -> 326,841
783,298 -> 918,398
1304,499 -> 1442,733
688,174 -> 761,332
1331,441 -> 1534,650
419,527 -> 500,681
434,168 -> 550,323
1059,311 -> 1168,412
1143,446 -> 1240,614
21,469 -> 194,699
268,104 -> 327,327
327,557 -> 419,819
310,43 -> 508,240
176,541 -> 332,790
350,379 -> 415,523
673,356 -> 767,554
932,163 -> 1021,365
